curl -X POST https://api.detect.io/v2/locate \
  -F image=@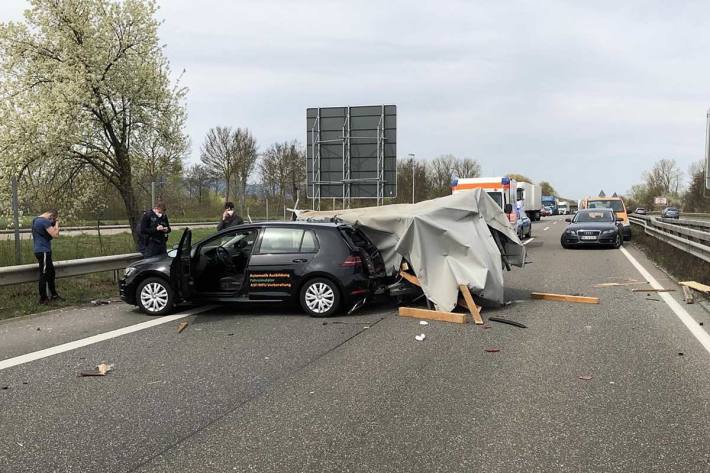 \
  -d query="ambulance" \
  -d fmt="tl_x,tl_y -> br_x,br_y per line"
451,176 -> 519,226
